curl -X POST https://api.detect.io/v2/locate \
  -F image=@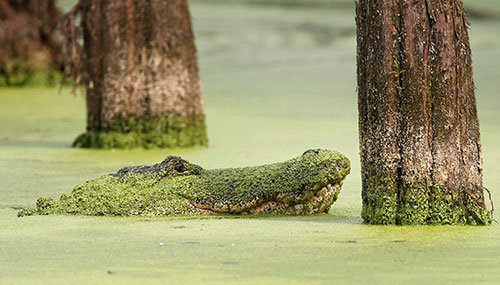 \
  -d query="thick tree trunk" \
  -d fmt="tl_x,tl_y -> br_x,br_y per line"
0,0 -> 62,86
66,0 -> 207,149
356,0 -> 491,225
